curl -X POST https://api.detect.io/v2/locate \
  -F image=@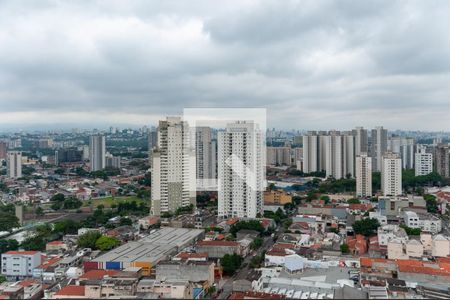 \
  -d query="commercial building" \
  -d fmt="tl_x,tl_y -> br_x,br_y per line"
1,251 -> 42,279
381,152 -> 402,196
415,145 -> 433,176
151,117 -> 196,216
434,144 -> 449,177
6,151 -> 22,179
87,228 -> 204,276
356,153 -> 372,197
155,260 -> 215,285
218,121 -> 264,219
370,126 -> 388,172
196,240 -> 242,258
89,135 -> 106,171
378,195 -> 426,216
